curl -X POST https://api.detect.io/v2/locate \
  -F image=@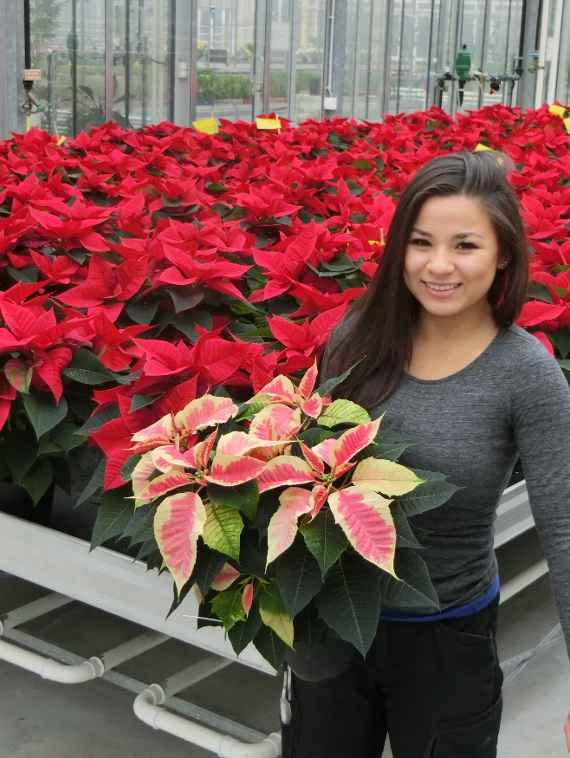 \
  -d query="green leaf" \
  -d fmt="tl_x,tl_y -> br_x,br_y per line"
170,309 -> 214,341
90,489 -> 132,550
211,587 -> 246,632
300,508 -> 348,577
136,538 -> 160,562
75,405 -> 120,435
166,575 -> 197,620
194,544 -> 227,596
130,394 -> 160,412
239,529 -> 266,576
51,457 -> 71,495
379,549 -> 439,612
202,502 -> 244,560
253,625 -> 288,671
21,459 -> 53,506
259,582 -> 294,647
316,357 -> 365,397
553,327 -> 570,359
123,505 -> 155,545
318,399 -> 370,428
67,248 -> 88,264
527,281 -> 553,304
274,537 -> 322,616
391,502 -> 423,549
397,479 -> 460,517
166,287 -> 205,314
7,266 -> 38,282
50,422 -> 87,452
315,551 -> 382,657
37,438 -> 61,456
228,604 -> 263,655
206,480 -> 259,522
298,427 -> 334,447
353,159 -> 372,170
4,358 -> 32,393
121,453 -> 142,481
22,394 -> 68,439
366,434 -> 412,462
3,428 -> 38,483
63,349 -> 115,385
125,297 -> 161,324
75,457 -> 105,508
